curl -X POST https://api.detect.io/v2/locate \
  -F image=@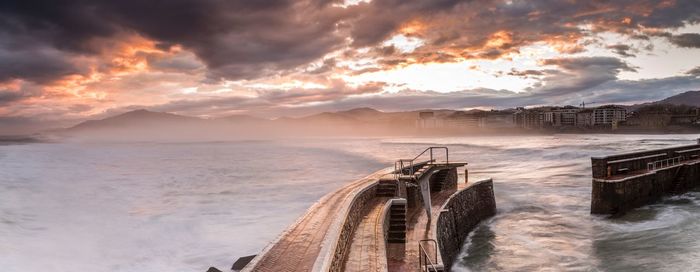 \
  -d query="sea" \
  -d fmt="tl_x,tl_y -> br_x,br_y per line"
2,134 -> 700,271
